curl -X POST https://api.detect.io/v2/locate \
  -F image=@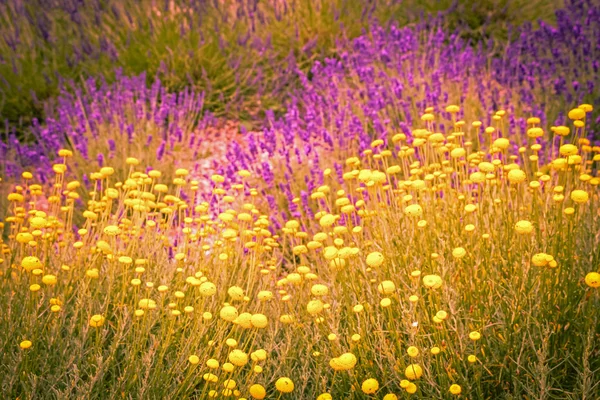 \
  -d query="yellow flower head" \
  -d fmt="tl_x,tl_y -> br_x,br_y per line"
20,340 -> 32,349
515,220 -> 533,234
21,256 -> 42,272
377,280 -> 396,295
249,384 -> 266,399
366,252 -> 384,267
407,346 -> 419,358
228,349 -> 248,366
405,364 -> 423,380
449,384 -> 462,395
422,275 -> 443,289
584,272 -> 600,288
89,314 -> 105,328
275,377 -> 294,393
570,190 -> 589,203
361,378 -> 379,394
